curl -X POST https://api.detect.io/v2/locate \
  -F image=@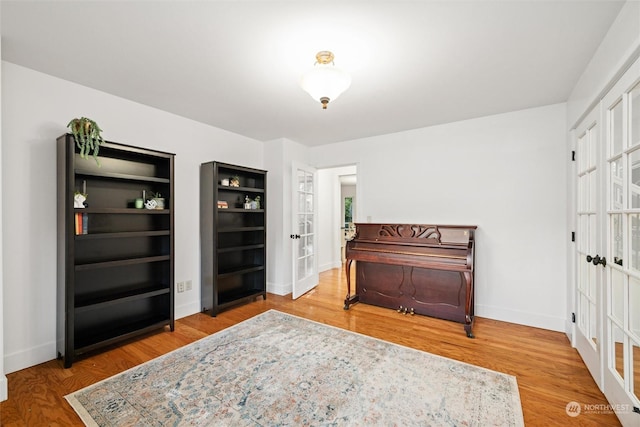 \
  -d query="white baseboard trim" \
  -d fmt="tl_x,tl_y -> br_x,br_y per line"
0,374 -> 7,402
4,306 -> 201,375
319,261 -> 342,273
175,301 -> 202,320
4,341 -> 56,374
475,304 -> 566,332
267,280 -> 291,296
